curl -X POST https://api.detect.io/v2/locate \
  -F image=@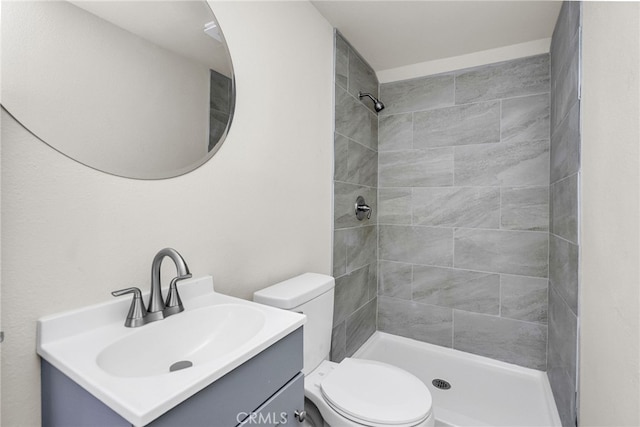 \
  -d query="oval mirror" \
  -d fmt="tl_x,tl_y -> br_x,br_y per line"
1,0 -> 234,179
